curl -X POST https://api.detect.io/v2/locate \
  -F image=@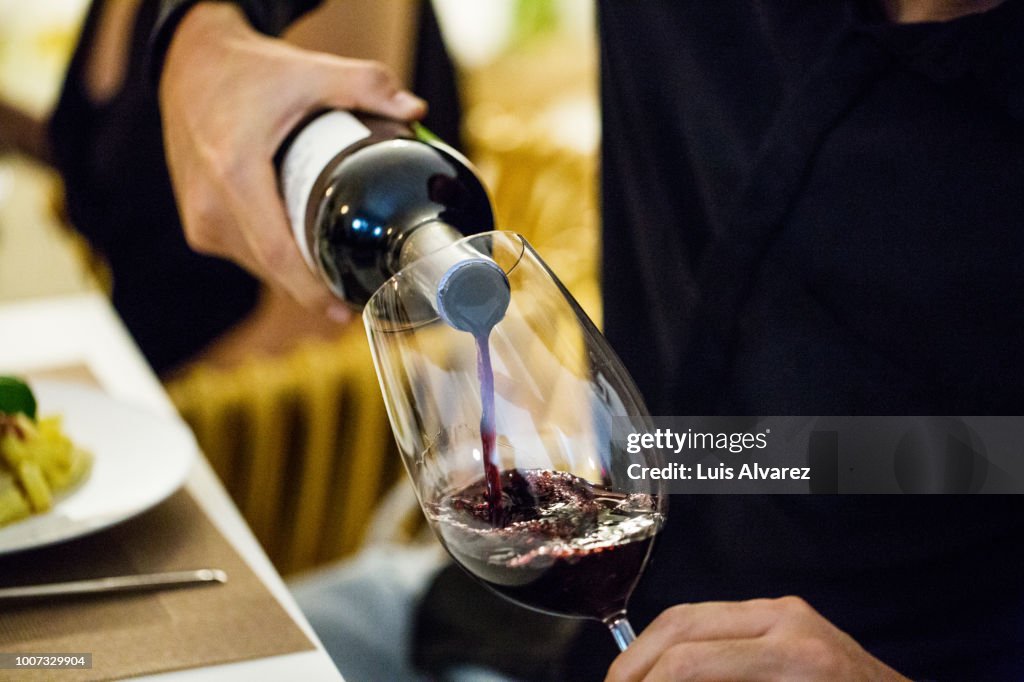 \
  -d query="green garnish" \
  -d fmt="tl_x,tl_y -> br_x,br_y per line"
0,377 -> 37,420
